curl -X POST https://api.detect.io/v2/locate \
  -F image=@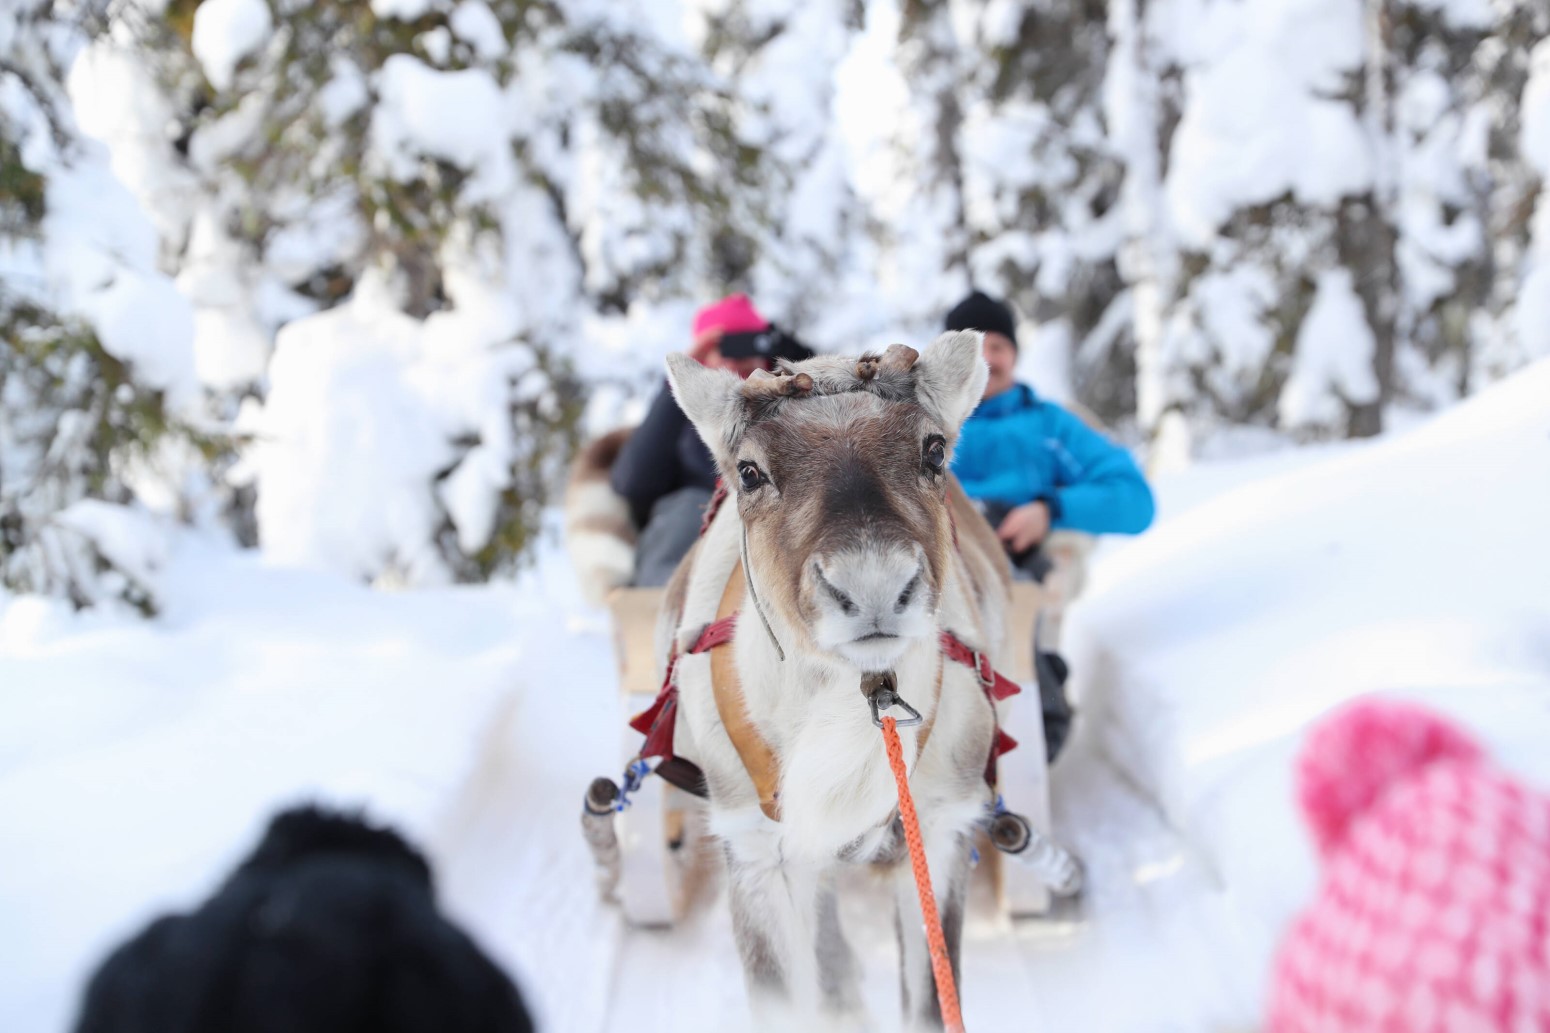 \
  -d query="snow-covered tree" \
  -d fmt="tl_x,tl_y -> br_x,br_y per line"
1,0 -> 207,612
12,0 -> 1549,608
1110,0 -> 1547,441
83,0 -> 808,585
958,0 -> 1131,418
